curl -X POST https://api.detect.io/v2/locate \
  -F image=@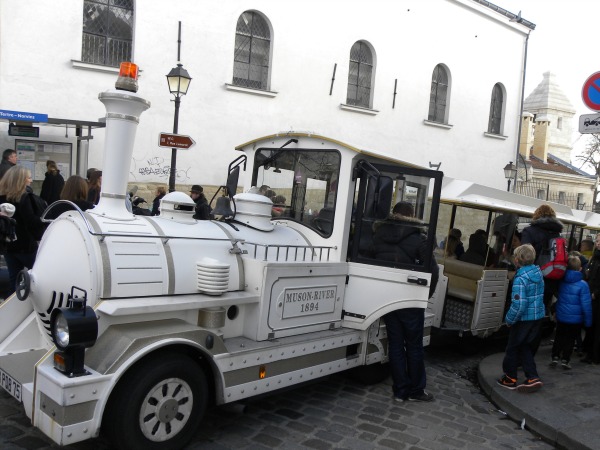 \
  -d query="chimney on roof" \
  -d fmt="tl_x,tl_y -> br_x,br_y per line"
532,115 -> 550,163
520,112 -> 534,159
